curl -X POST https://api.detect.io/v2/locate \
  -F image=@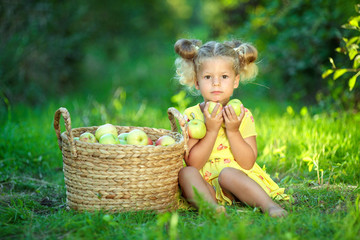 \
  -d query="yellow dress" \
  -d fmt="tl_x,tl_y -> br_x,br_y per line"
184,103 -> 288,205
